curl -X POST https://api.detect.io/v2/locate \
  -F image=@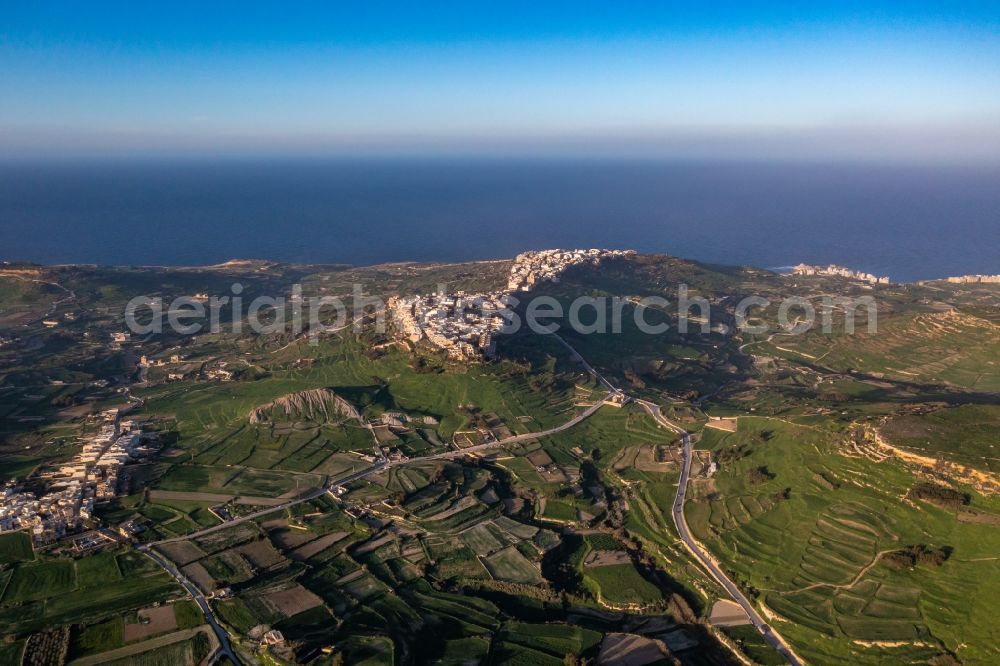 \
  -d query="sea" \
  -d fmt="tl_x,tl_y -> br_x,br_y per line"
1,158 -> 998,283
